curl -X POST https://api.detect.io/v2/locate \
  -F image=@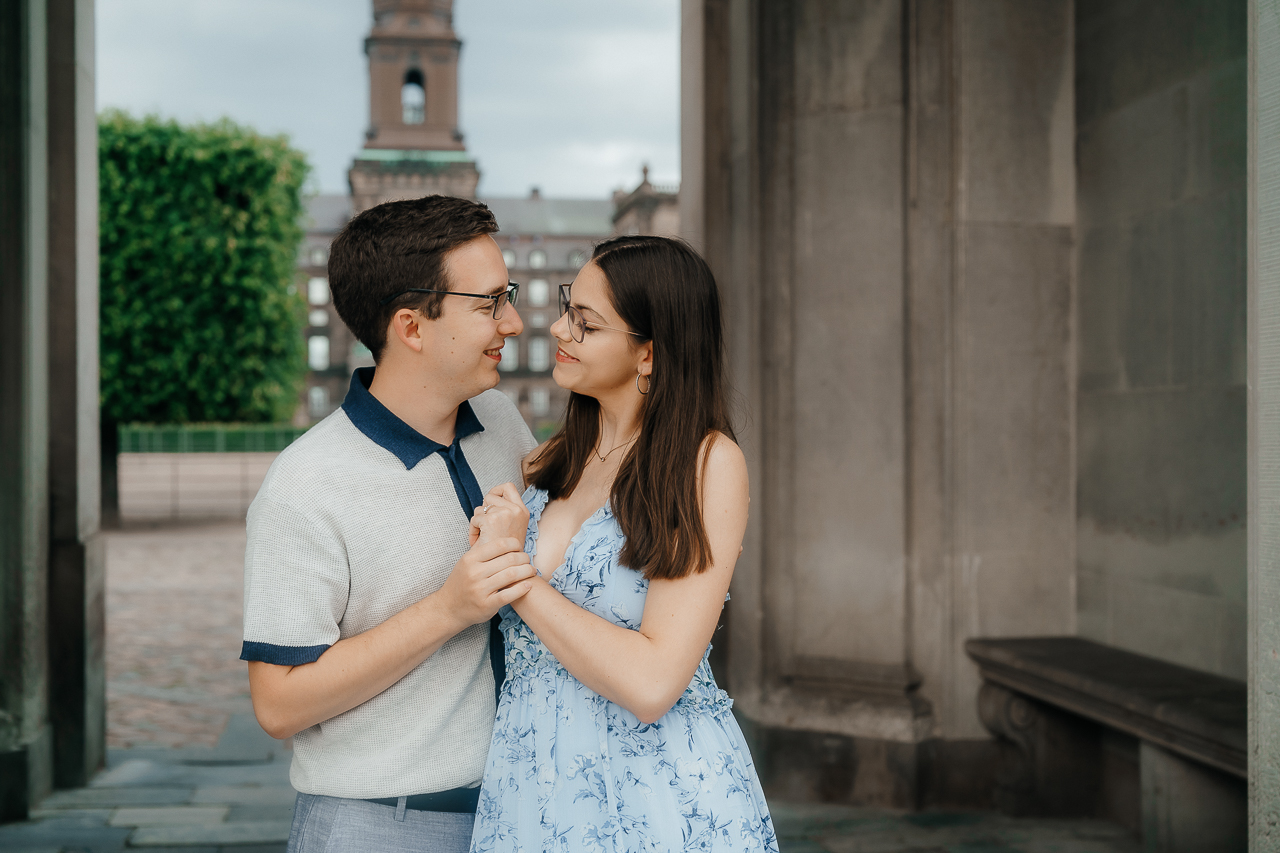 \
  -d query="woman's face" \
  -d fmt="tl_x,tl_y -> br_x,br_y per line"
550,262 -> 650,399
